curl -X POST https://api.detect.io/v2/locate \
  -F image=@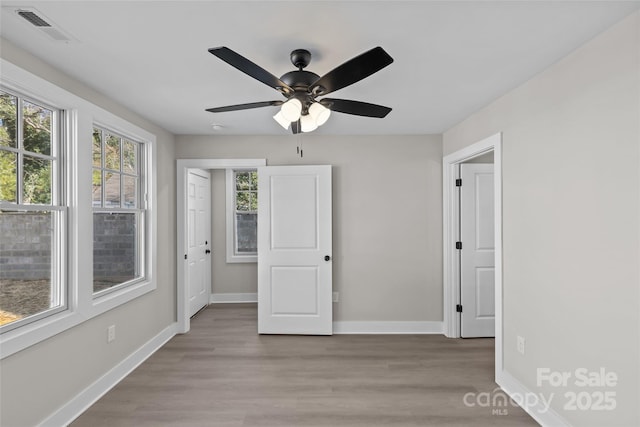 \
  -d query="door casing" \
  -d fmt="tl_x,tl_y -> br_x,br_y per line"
177,159 -> 266,333
442,133 -> 502,377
